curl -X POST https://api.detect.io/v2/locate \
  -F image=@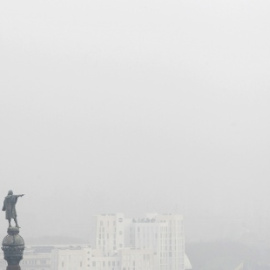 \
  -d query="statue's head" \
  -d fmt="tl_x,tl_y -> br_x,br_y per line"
8,190 -> 13,195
